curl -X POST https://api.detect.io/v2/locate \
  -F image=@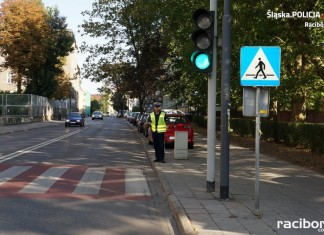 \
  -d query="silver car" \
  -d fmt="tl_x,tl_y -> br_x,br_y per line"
92,111 -> 103,120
